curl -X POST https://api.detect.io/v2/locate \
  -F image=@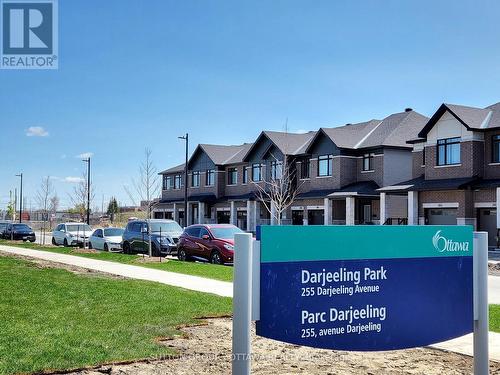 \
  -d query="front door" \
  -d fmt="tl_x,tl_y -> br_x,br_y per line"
292,210 -> 304,225
477,208 -> 497,248
217,210 -> 230,224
